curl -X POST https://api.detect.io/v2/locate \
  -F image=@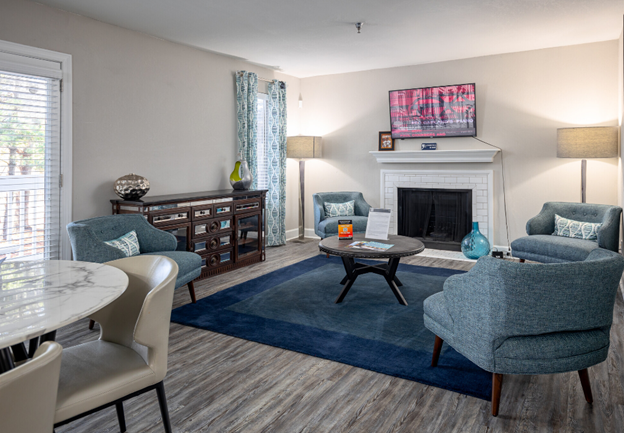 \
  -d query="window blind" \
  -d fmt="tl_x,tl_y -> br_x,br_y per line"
0,70 -> 61,260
